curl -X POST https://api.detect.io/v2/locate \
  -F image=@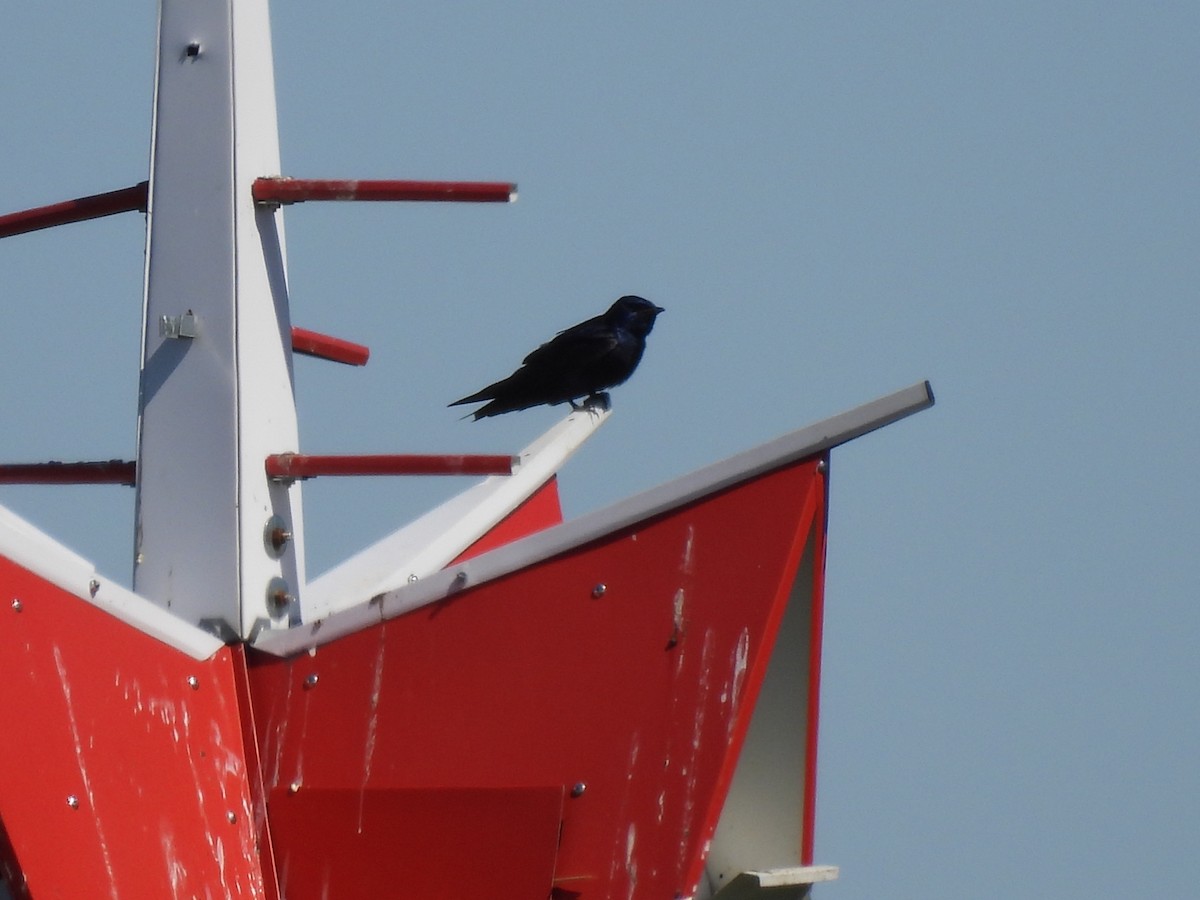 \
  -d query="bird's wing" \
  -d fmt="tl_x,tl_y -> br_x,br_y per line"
521,316 -> 618,369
